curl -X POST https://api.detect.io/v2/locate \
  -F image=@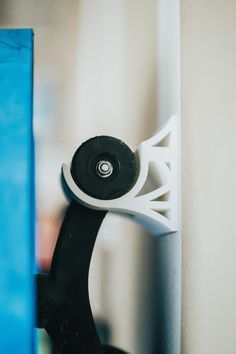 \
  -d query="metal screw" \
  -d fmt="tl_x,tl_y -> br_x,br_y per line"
96,160 -> 113,178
